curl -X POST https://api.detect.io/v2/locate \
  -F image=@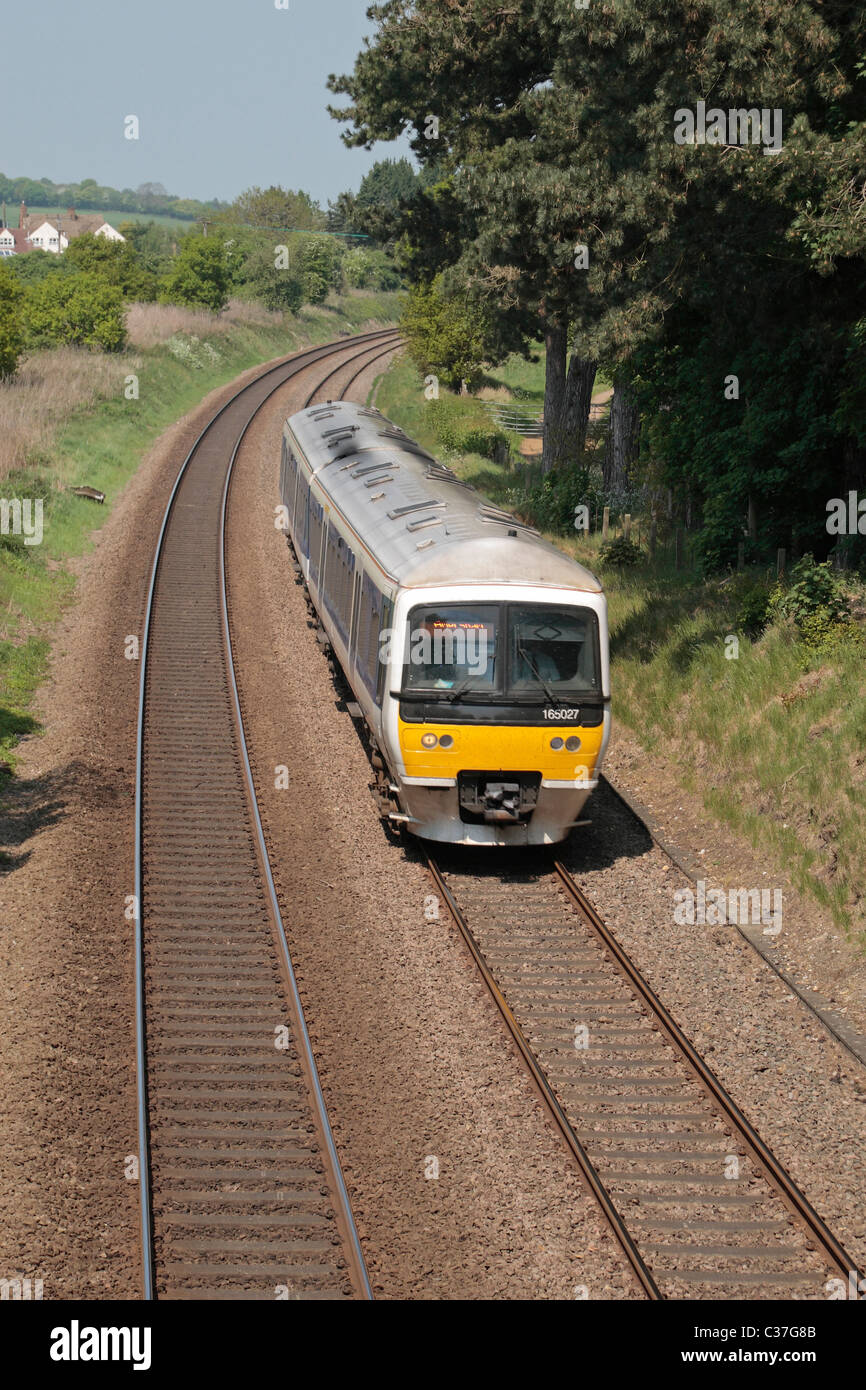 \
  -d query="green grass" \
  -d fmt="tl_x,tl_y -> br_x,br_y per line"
0,289 -> 402,778
16,206 -> 197,230
375,352 -> 520,507
376,352 -> 866,950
